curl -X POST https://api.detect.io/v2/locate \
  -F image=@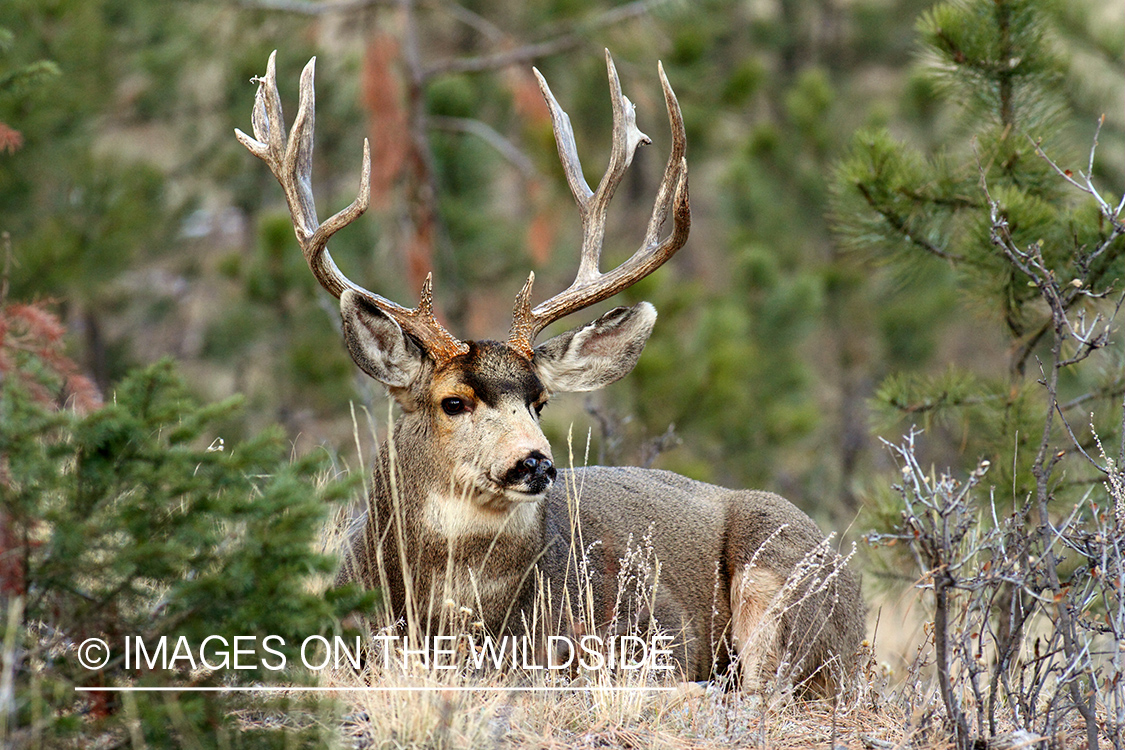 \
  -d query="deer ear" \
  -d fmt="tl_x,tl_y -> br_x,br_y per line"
533,302 -> 656,393
341,290 -> 425,389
